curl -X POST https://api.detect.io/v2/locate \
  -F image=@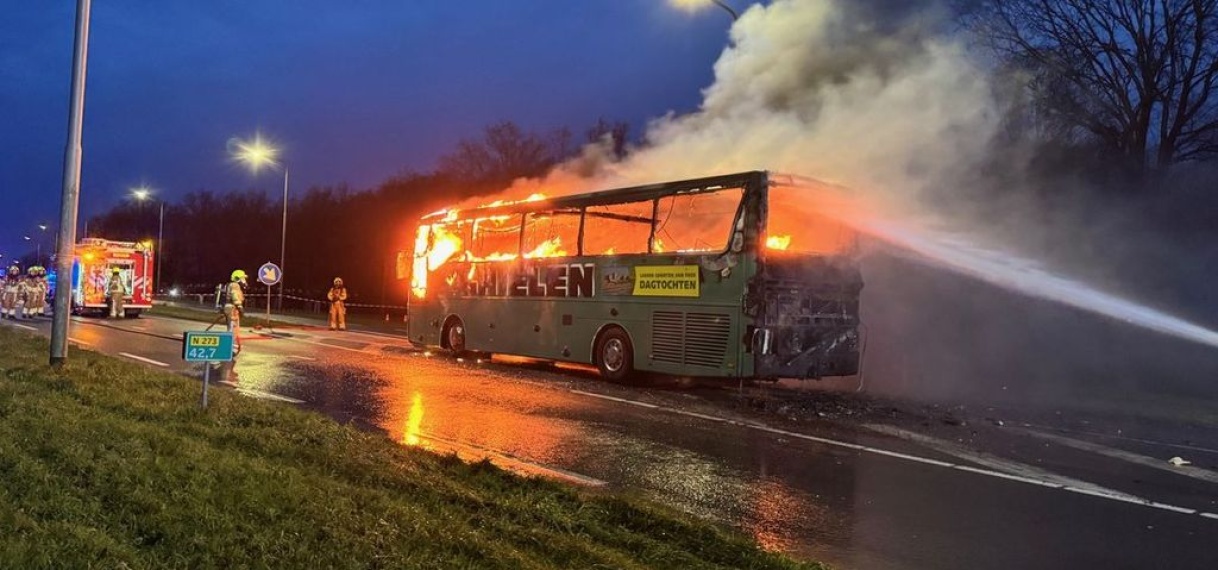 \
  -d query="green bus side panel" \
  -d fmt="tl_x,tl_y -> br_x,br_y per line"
407,255 -> 752,378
